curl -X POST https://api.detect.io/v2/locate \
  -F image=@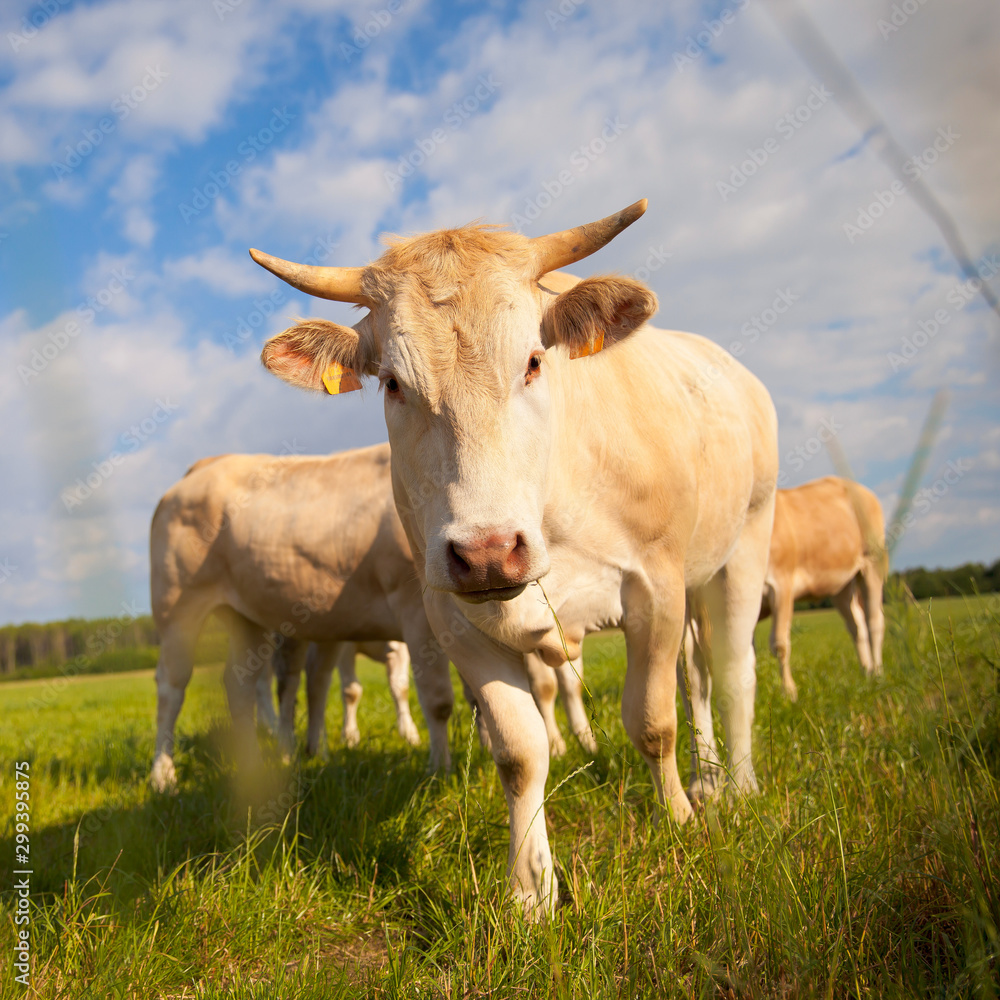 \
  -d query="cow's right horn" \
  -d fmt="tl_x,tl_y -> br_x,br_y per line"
249,249 -> 370,305
532,199 -> 647,275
